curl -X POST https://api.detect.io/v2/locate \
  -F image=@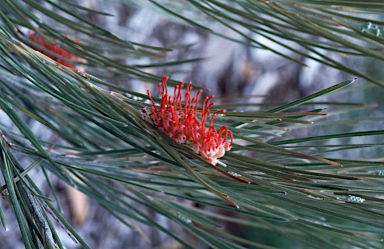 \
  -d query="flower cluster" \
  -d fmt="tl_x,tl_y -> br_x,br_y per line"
28,32 -> 85,71
142,76 -> 233,165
